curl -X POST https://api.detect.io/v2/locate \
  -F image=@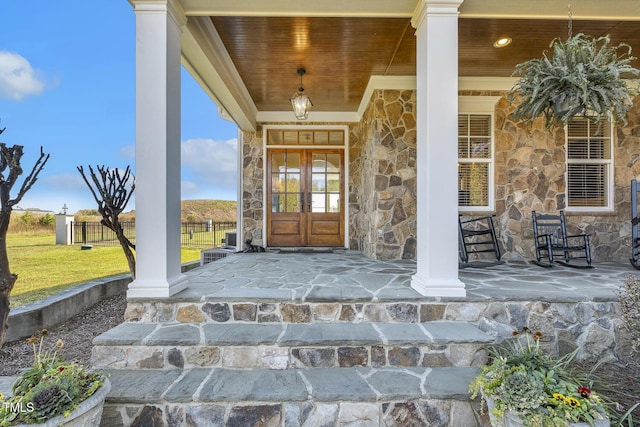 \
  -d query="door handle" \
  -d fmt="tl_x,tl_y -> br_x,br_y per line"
300,192 -> 305,212
307,192 -> 312,212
